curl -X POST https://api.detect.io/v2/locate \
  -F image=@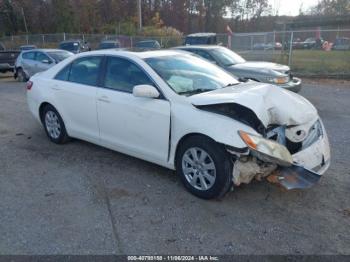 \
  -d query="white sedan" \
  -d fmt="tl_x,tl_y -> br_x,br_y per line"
26,50 -> 330,199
